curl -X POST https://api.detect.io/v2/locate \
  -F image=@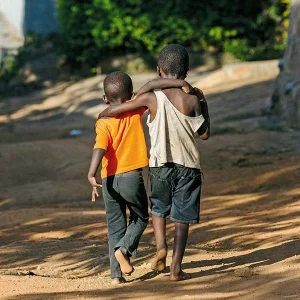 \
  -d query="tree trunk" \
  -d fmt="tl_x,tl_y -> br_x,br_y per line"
271,0 -> 300,128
